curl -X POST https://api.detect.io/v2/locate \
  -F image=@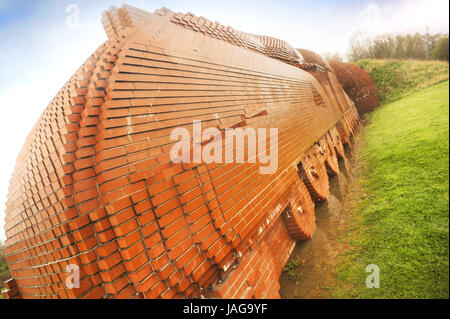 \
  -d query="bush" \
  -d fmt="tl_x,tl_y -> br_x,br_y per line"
431,36 -> 449,62
0,241 -> 10,292
348,32 -> 447,62
0,241 -> 8,273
